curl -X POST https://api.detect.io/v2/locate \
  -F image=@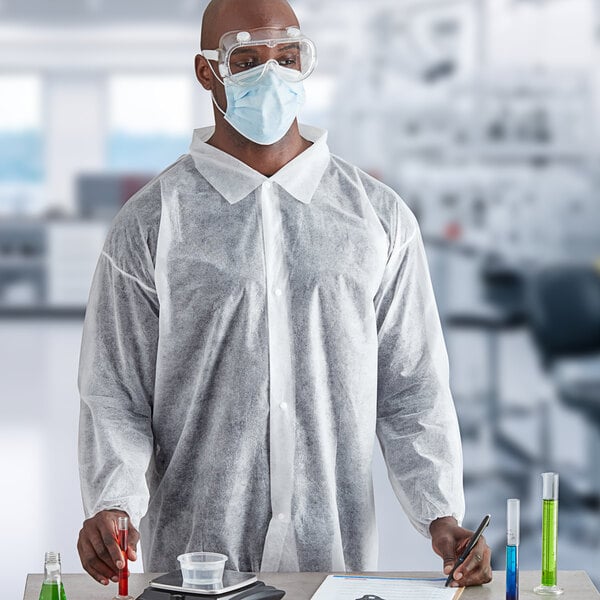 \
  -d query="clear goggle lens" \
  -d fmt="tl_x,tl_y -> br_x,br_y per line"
203,27 -> 317,86
225,60 -> 303,86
